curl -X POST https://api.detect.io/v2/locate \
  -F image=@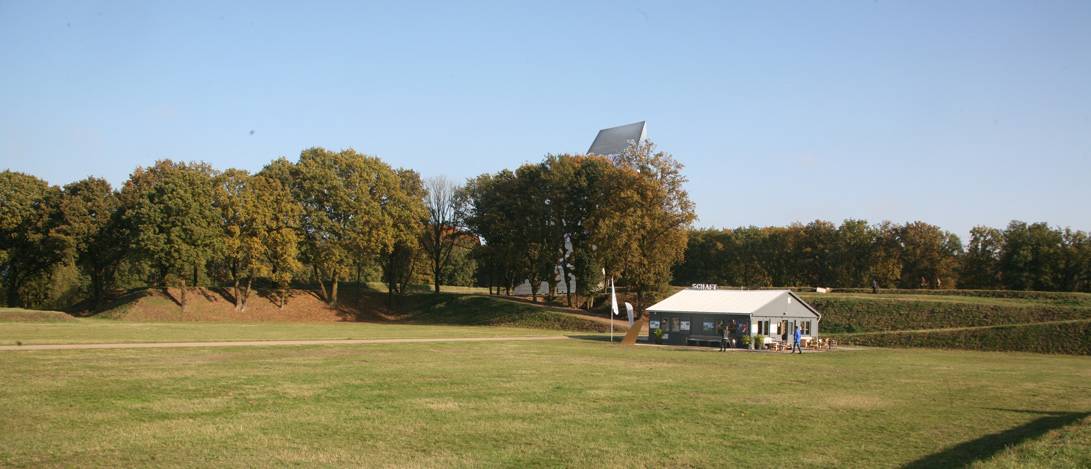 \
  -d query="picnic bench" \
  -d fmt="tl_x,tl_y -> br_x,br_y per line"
686,335 -> 724,347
